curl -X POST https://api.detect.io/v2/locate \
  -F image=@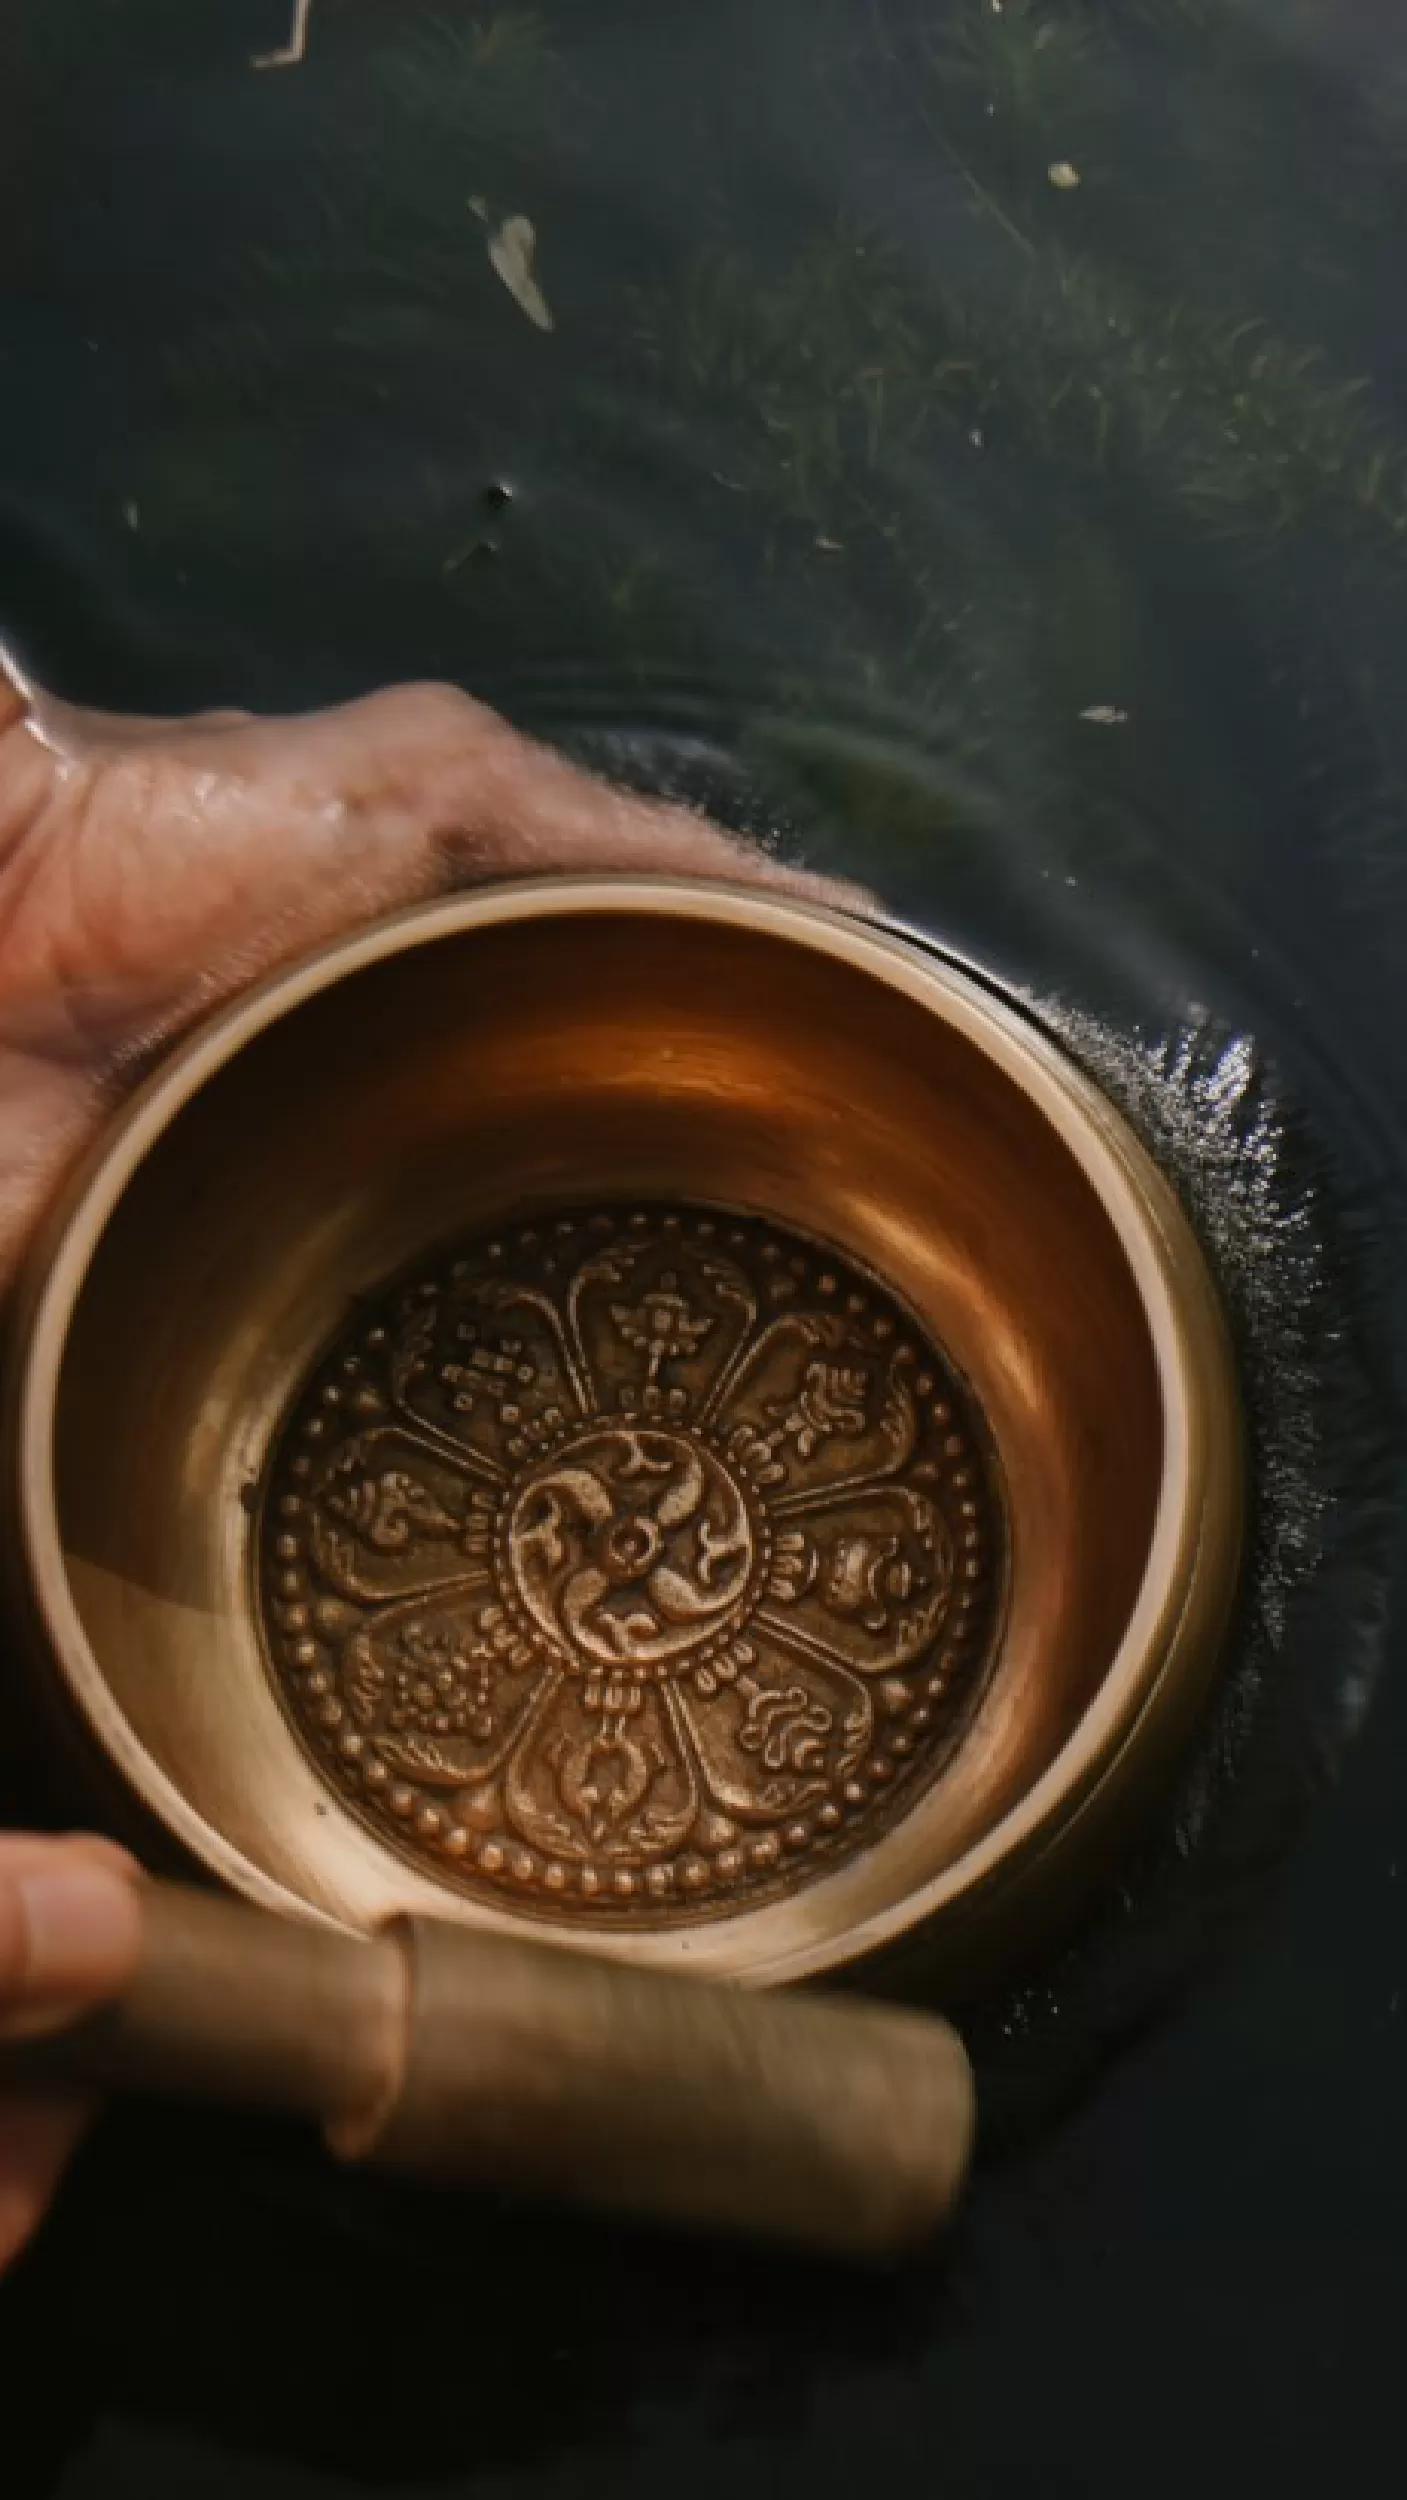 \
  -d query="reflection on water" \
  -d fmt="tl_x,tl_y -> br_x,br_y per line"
3,0 -> 1405,2135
